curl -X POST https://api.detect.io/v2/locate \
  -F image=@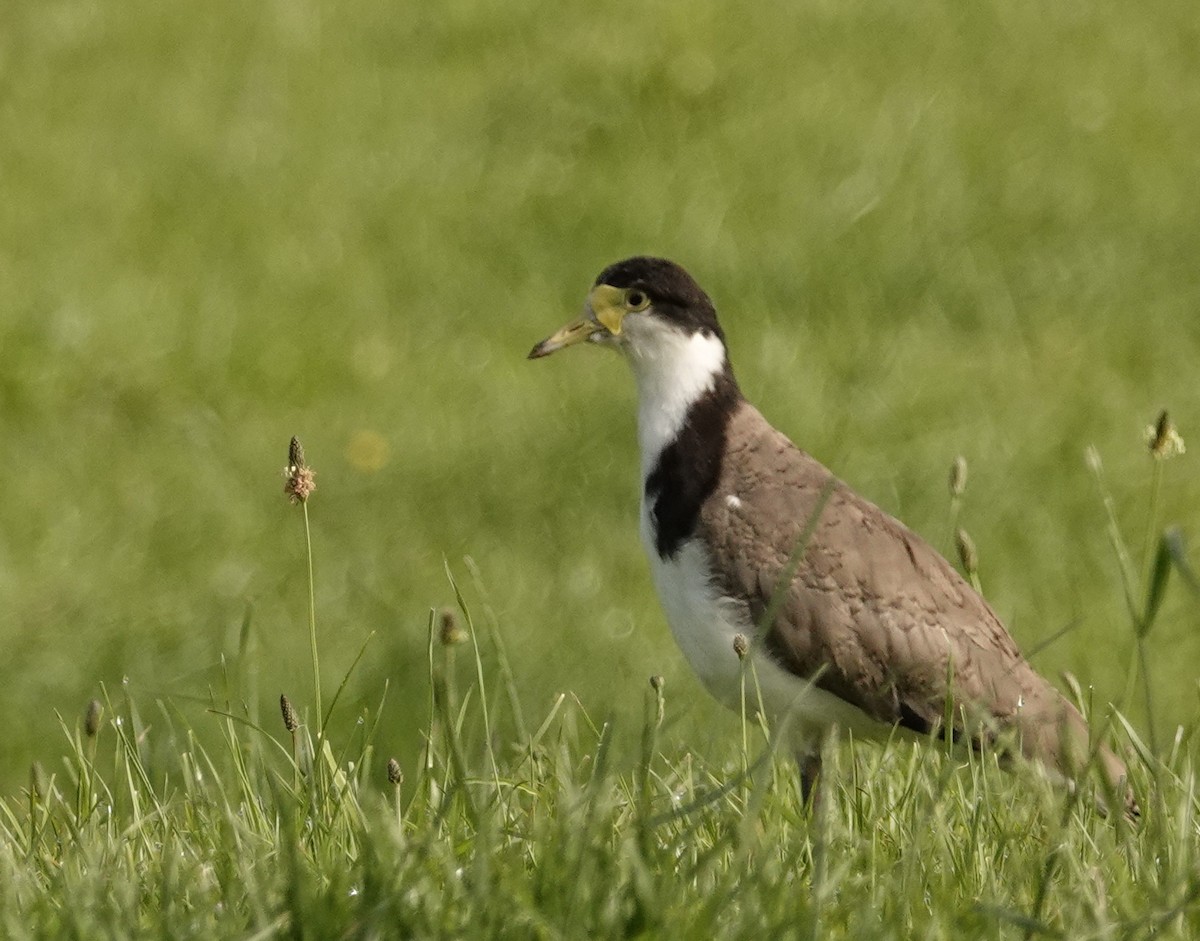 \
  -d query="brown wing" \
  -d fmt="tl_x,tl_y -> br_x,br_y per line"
699,402 -> 1132,807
